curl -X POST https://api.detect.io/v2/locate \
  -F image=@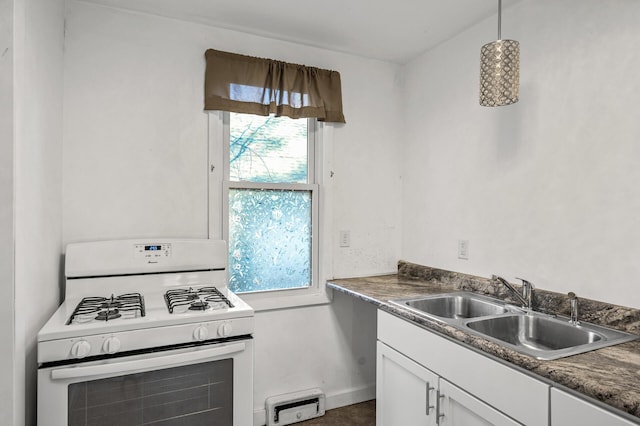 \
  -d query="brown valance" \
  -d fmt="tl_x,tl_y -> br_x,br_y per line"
204,49 -> 345,123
